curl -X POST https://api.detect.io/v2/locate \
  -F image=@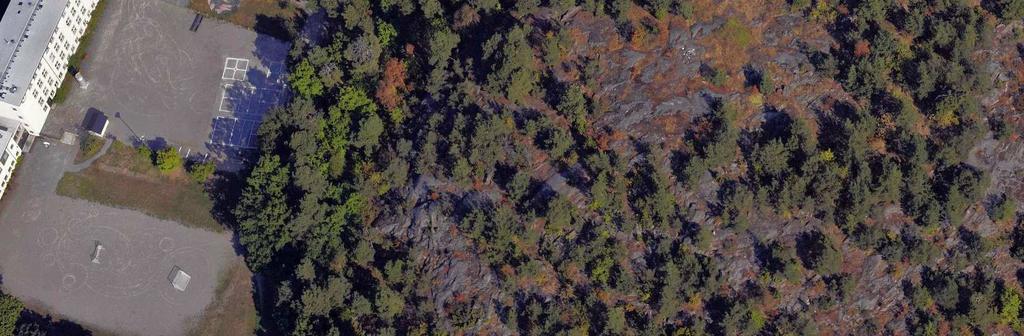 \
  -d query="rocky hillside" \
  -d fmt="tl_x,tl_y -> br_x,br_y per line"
223,0 -> 1024,334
